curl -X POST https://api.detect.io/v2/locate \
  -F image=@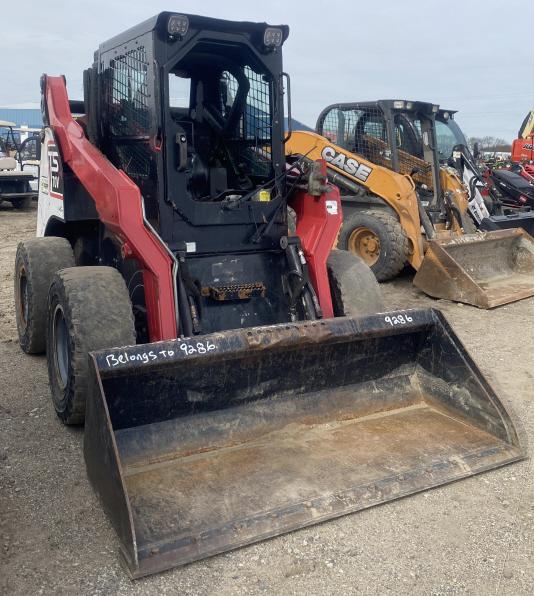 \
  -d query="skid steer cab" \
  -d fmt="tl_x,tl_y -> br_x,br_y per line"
15,13 -> 524,578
